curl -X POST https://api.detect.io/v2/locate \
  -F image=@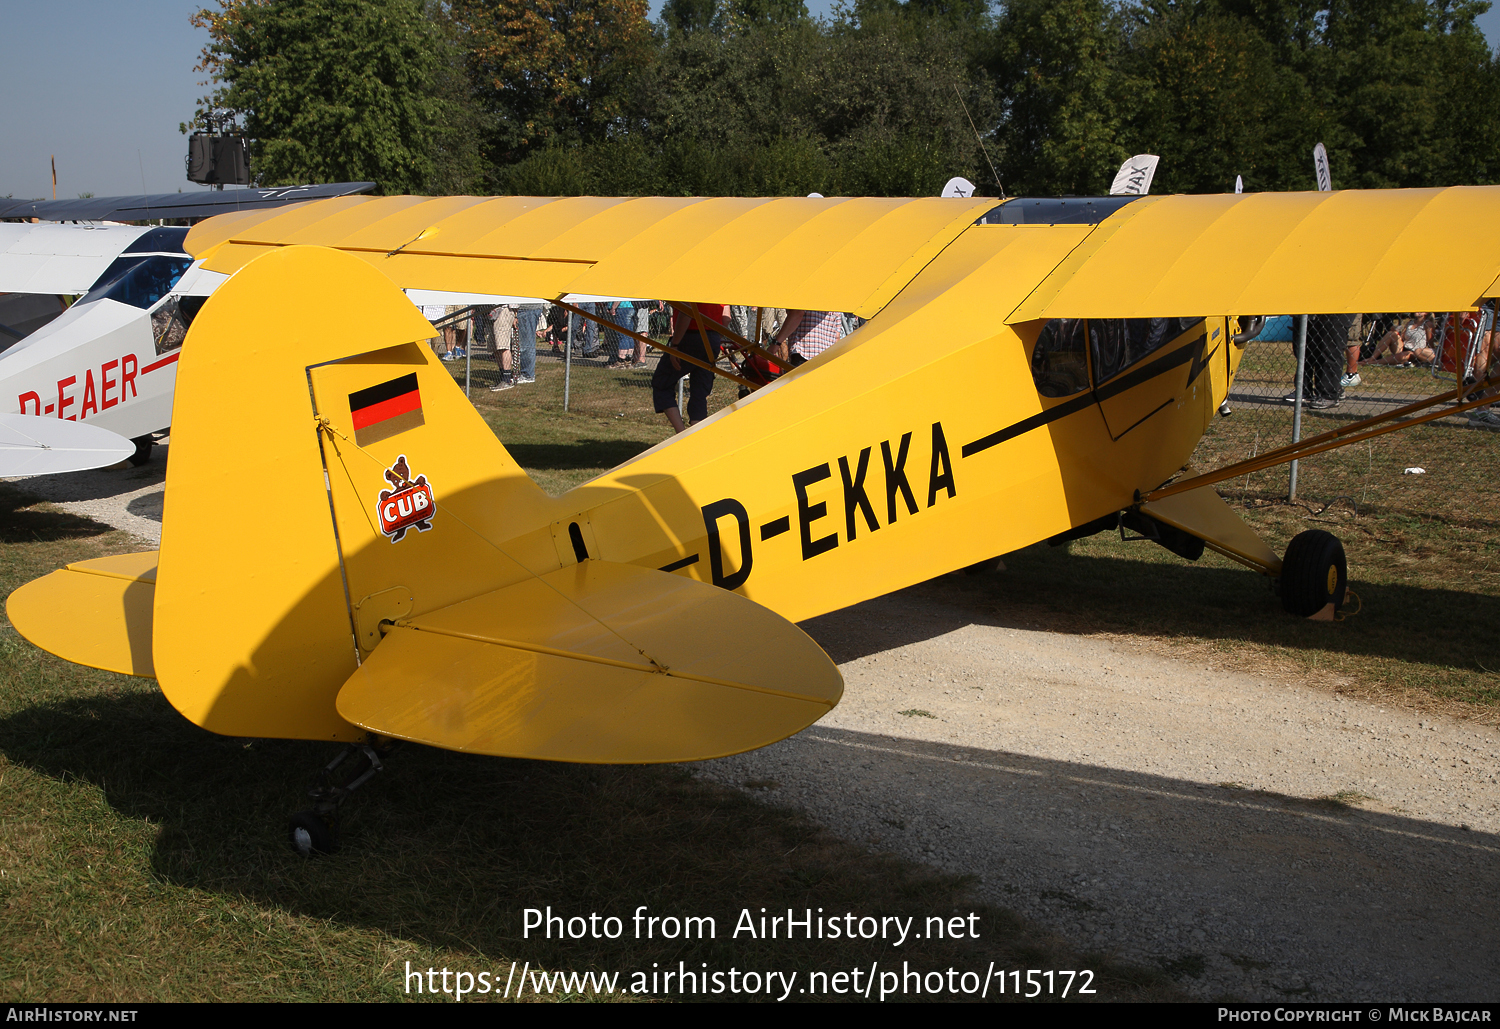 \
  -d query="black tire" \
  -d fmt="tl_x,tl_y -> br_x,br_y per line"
127,436 -> 154,467
1278,529 -> 1347,617
288,810 -> 338,857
